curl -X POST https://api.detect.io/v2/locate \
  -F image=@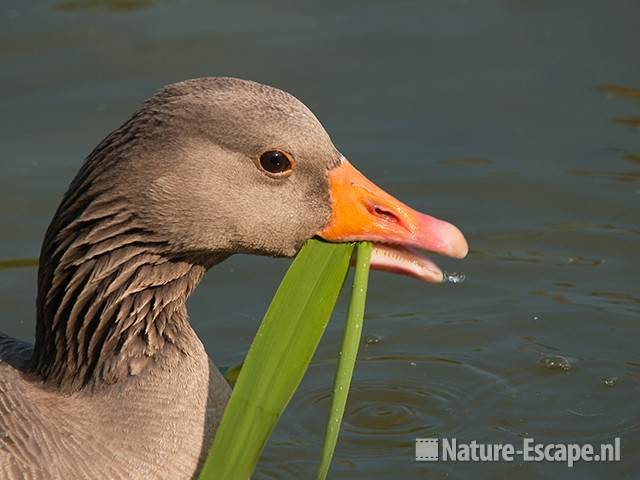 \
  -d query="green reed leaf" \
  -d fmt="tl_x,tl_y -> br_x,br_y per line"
199,239 -> 354,479
317,241 -> 372,480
